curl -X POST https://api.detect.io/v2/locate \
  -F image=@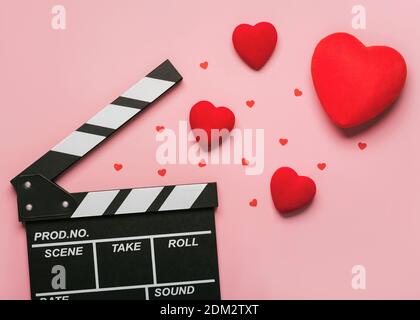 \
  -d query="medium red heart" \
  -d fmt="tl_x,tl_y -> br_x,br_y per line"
317,163 -> 327,171
198,159 -> 207,168
242,157 -> 249,166
157,169 -> 166,176
189,101 -> 235,147
246,100 -> 255,108
358,142 -> 367,150
113,163 -> 123,171
270,167 -> 316,214
294,88 -> 303,97
155,125 -> 165,133
311,33 -> 407,128
232,22 -> 277,70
